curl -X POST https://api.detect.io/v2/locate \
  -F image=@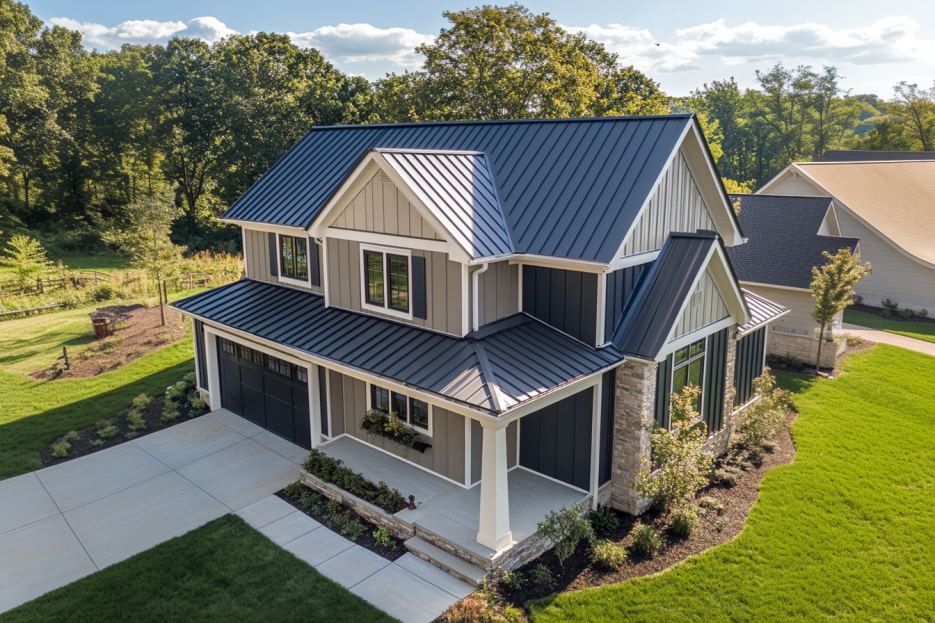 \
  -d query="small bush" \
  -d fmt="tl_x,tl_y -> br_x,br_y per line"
93,284 -> 115,302
670,506 -> 702,537
97,425 -> 118,439
443,595 -> 487,623
919,308 -> 929,318
182,371 -> 197,388
740,368 -> 790,448
502,605 -> 523,622
629,524 -> 662,557
303,450 -> 407,513
341,519 -> 366,541
590,505 -> 619,537
715,520 -> 728,533
131,393 -> 152,411
300,491 -> 323,512
90,439 -> 105,447
63,430 -> 80,442
853,294 -> 863,305
715,466 -> 744,487
881,298 -> 899,311
126,409 -> 146,431
166,381 -> 187,401
591,539 -> 628,570
373,526 -> 395,548
698,496 -> 725,515
52,440 -> 70,458
190,395 -> 207,410
325,498 -> 341,515
536,503 -> 594,567
531,564 -> 553,584
162,398 -> 180,422
283,481 -> 303,498
500,570 -> 523,592
899,308 -> 913,319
